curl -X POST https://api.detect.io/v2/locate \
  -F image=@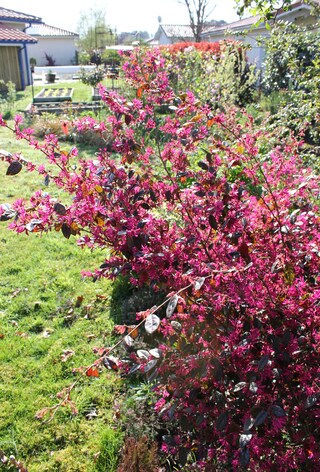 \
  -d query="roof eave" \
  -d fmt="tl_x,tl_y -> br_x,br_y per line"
0,38 -> 37,44
0,16 -> 42,24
